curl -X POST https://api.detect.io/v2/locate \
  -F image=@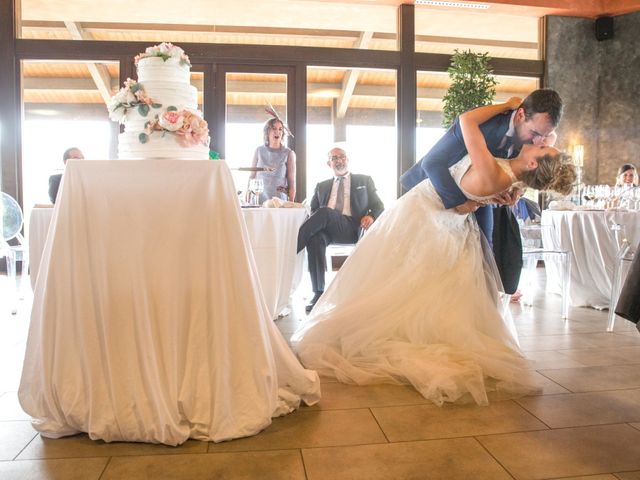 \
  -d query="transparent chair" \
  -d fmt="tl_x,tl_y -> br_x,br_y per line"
1,192 -> 29,314
607,223 -> 636,332
520,223 -> 571,319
